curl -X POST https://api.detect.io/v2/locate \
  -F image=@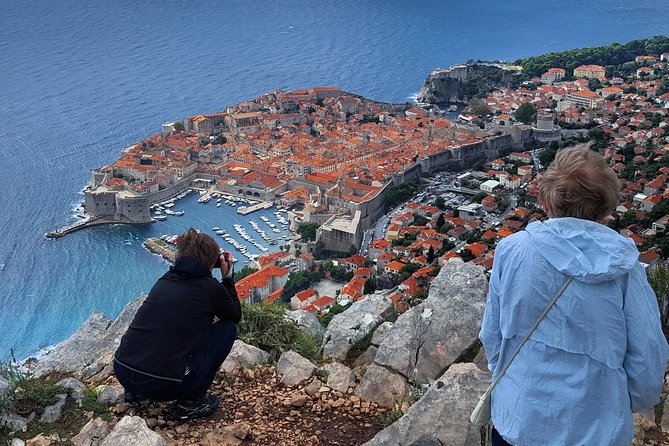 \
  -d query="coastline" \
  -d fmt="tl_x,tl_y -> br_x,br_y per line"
143,237 -> 176,264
